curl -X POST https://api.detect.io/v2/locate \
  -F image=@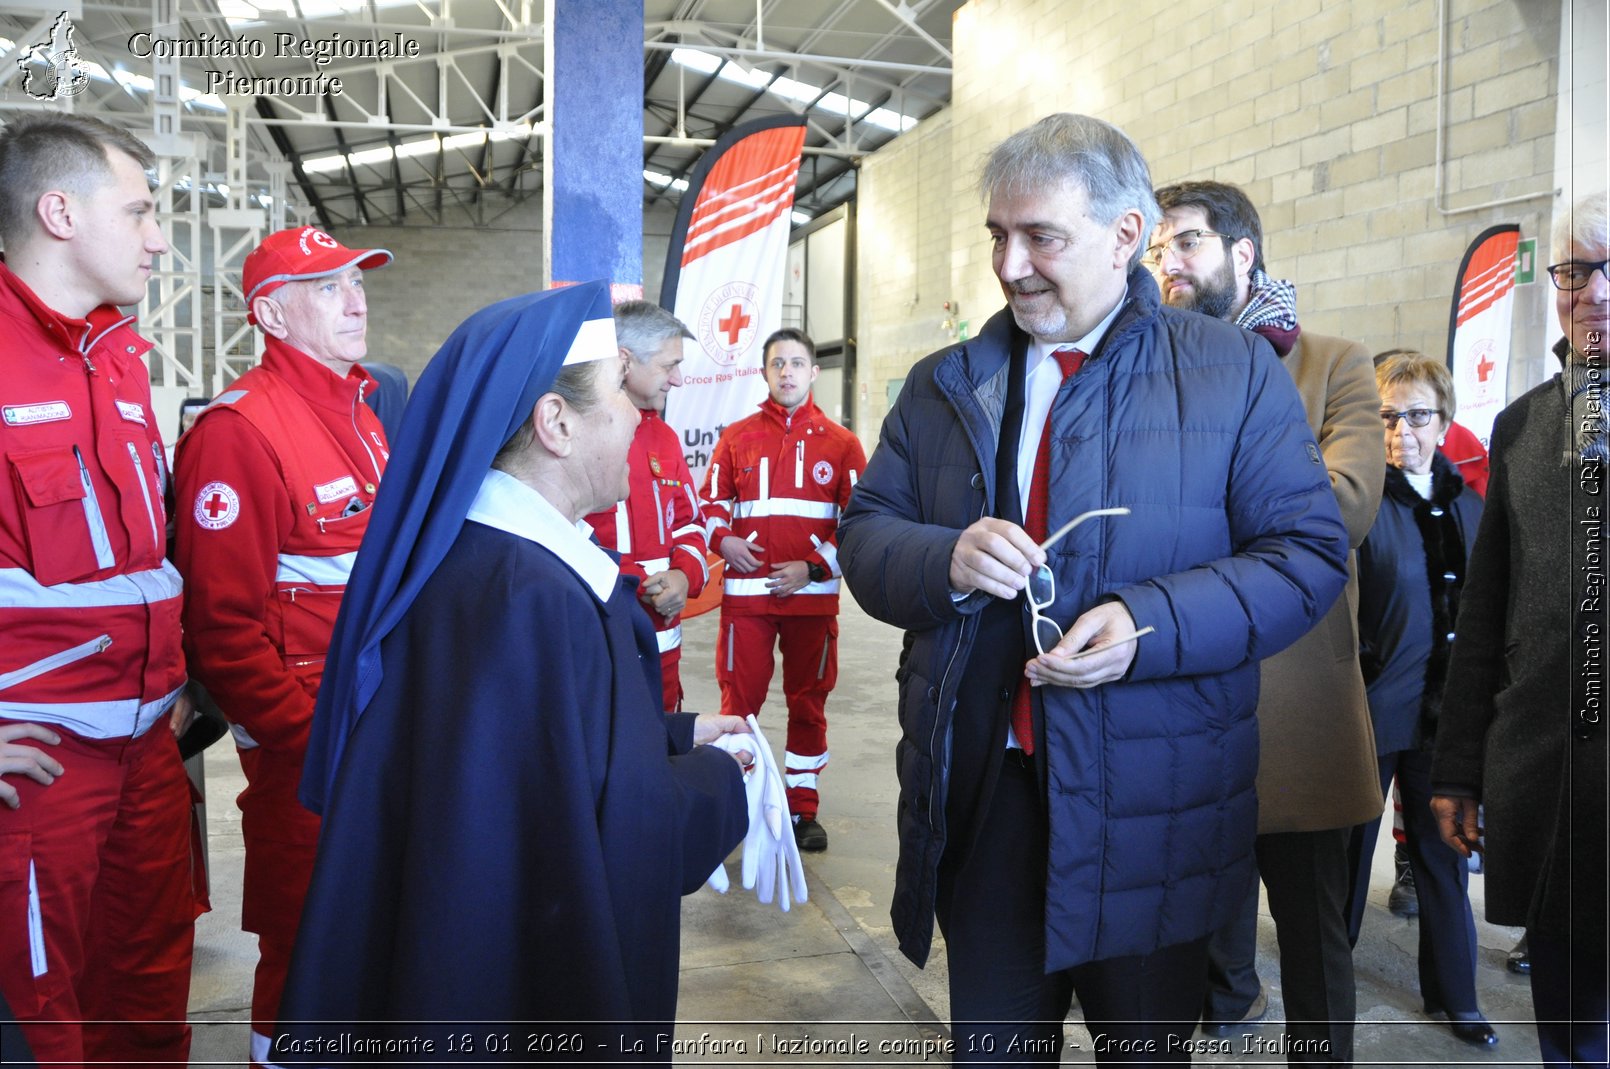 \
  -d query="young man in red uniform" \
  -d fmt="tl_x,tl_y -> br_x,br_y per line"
582,301 -> 708,712
701,329 -> 866,852
172,227 -> 392,1066
0,113 -> 198,1067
